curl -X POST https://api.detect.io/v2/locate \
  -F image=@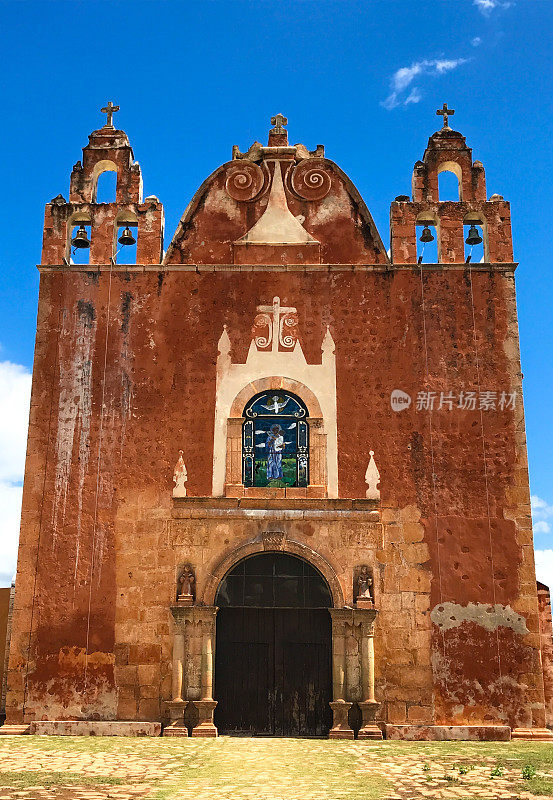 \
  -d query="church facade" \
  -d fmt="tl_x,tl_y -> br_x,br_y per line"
3,106 -> 552,739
